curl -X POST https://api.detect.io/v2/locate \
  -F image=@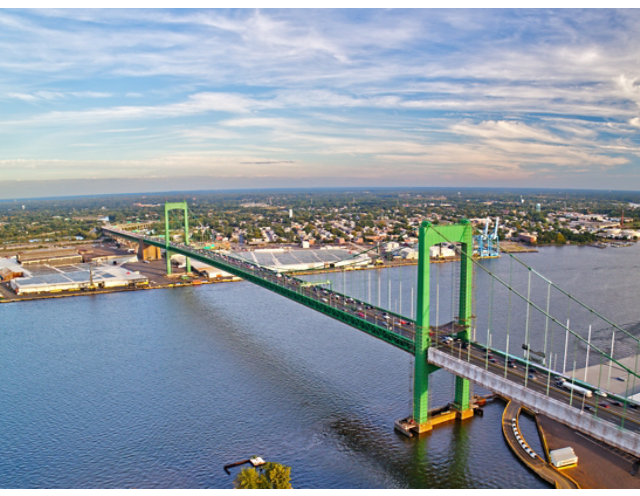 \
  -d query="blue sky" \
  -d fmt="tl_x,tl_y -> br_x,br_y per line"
1,8 -> 640,198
